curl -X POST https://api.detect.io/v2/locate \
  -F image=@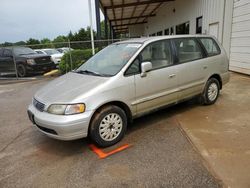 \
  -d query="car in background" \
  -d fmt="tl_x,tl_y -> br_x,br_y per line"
0,47 -> 55,77
35,49 -> 63,66
57,47 -> 73,54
